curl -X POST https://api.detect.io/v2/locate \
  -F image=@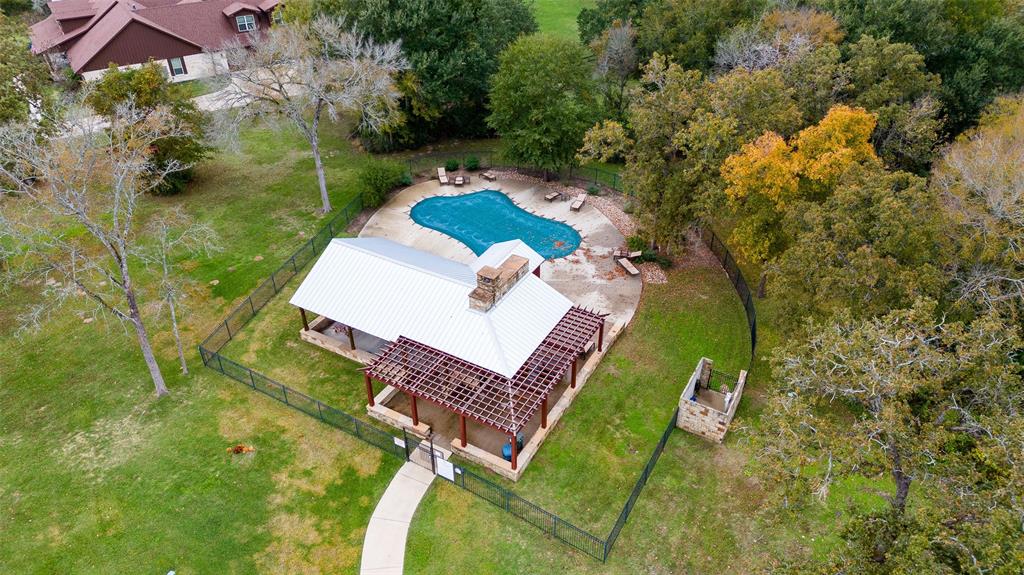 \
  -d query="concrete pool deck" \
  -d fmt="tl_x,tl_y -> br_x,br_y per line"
360,178 -> 642,329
